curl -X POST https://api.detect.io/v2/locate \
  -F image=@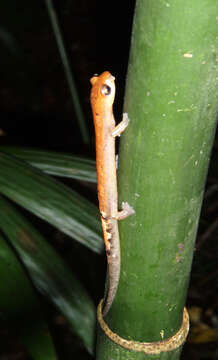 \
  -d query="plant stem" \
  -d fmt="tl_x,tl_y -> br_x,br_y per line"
45,0 -> 89,144
96,0 -> 217,358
